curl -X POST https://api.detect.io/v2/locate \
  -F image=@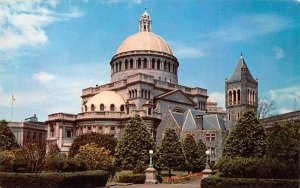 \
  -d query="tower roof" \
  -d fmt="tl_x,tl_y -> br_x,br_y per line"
228,54 -> 256,82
